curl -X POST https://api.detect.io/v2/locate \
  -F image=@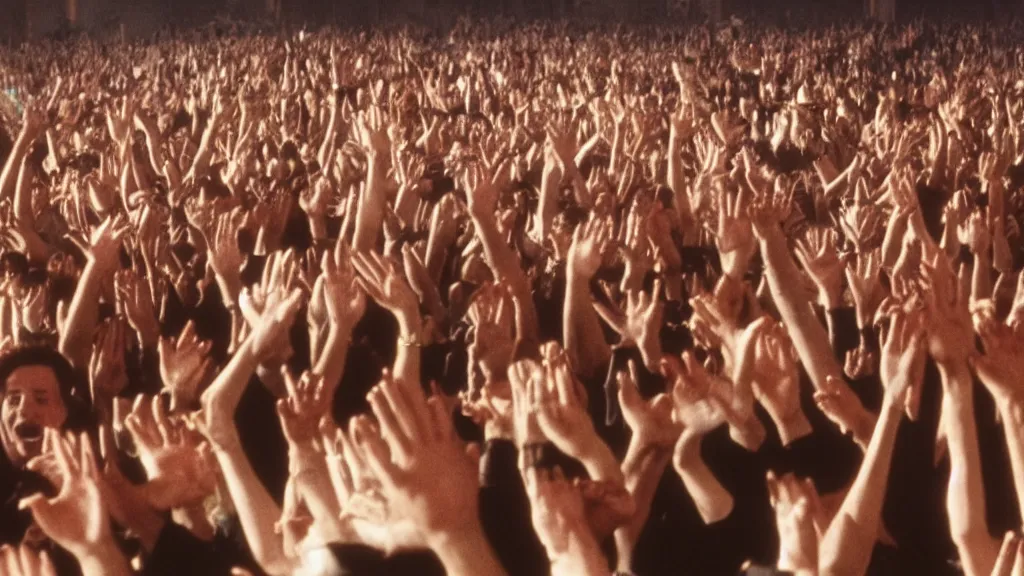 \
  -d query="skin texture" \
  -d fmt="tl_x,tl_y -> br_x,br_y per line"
6,15 -> 1024,576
